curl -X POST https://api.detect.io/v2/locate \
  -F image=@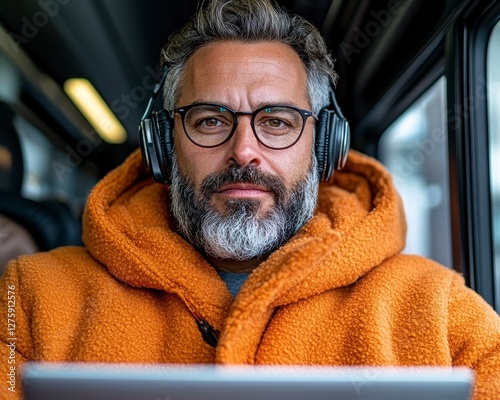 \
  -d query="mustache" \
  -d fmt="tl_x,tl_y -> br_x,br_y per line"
200,164 -> 287,203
